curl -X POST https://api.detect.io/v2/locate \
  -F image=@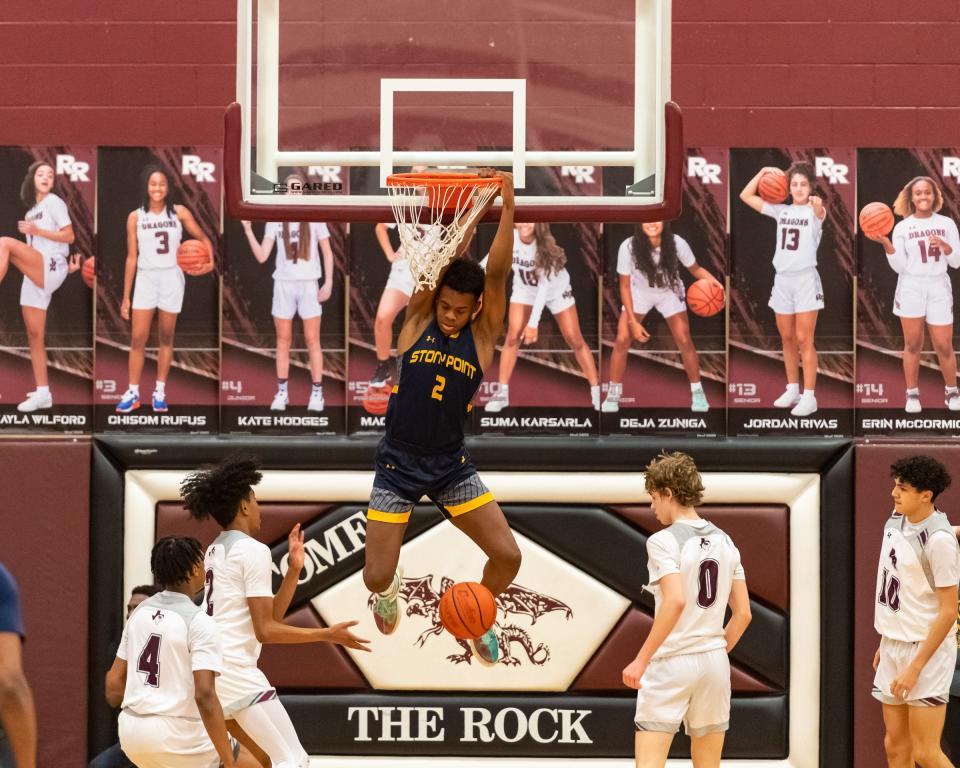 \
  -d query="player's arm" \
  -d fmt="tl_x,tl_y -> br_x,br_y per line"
0,632 -> 37,768
523,276 -> 549,344
687,262 -> 723,288
121,210 -> 139,320
724,579 -> 752,652
247,598 -> 370,650
934,218 -> 960,268
622,572 -> 684,688
809,195 -> 826,220
739,167 -> 783,213
318,230 -> 334,301
889,583 -> 957,699
619,274 -> 649,343
20,220 -> 74,244
194,670 -> 238,768
177,205 -> 215,275
474,170 -> 515,345
240,221 -> 275,264
104,656 -> 127,708
375,223 -> 398,262
272,525 -> 303,621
